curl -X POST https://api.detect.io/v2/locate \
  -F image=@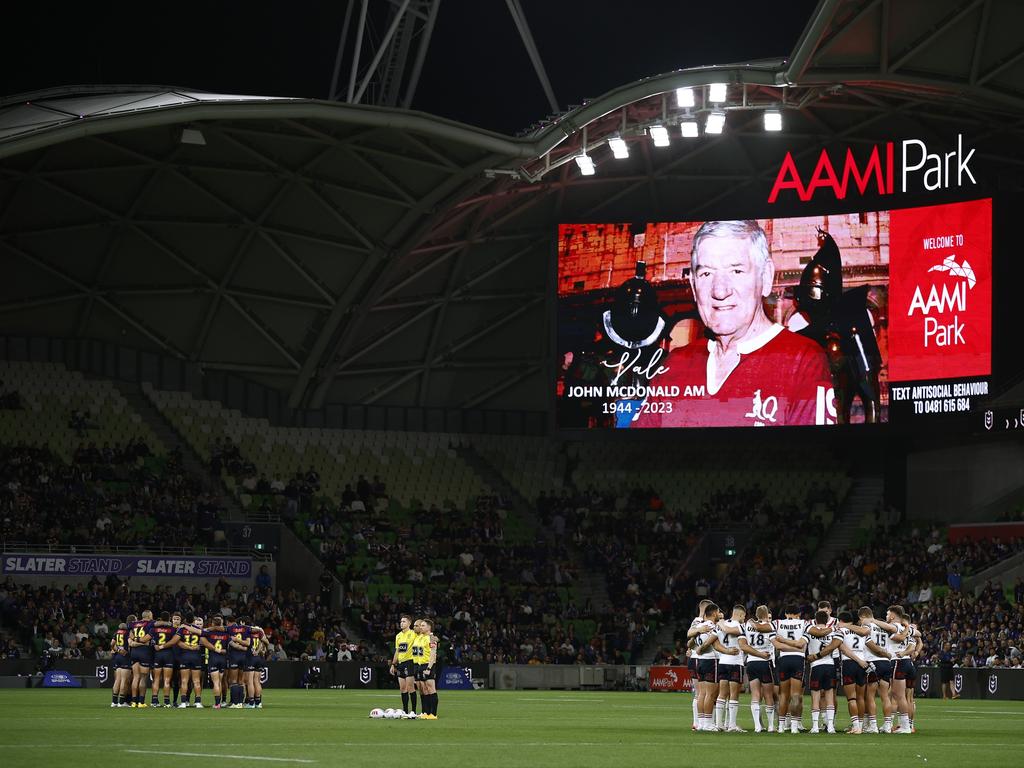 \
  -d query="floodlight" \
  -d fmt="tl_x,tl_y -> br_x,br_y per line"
708,83 -> 728,103
675,87 -> 695,108
764,110 -> 783,132
575,154 -> 596,176
705,112 -> 726,134
649,124 -> 670,147
680,119 -> 699,138
607,136 -> 629,159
